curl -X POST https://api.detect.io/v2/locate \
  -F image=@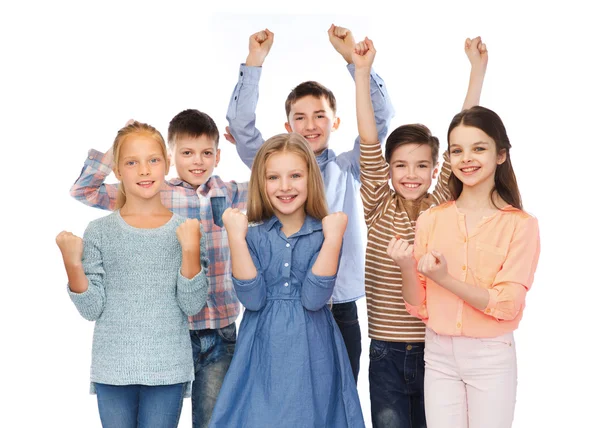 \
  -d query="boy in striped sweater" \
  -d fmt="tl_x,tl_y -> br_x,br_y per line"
352,36 -> 488,428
